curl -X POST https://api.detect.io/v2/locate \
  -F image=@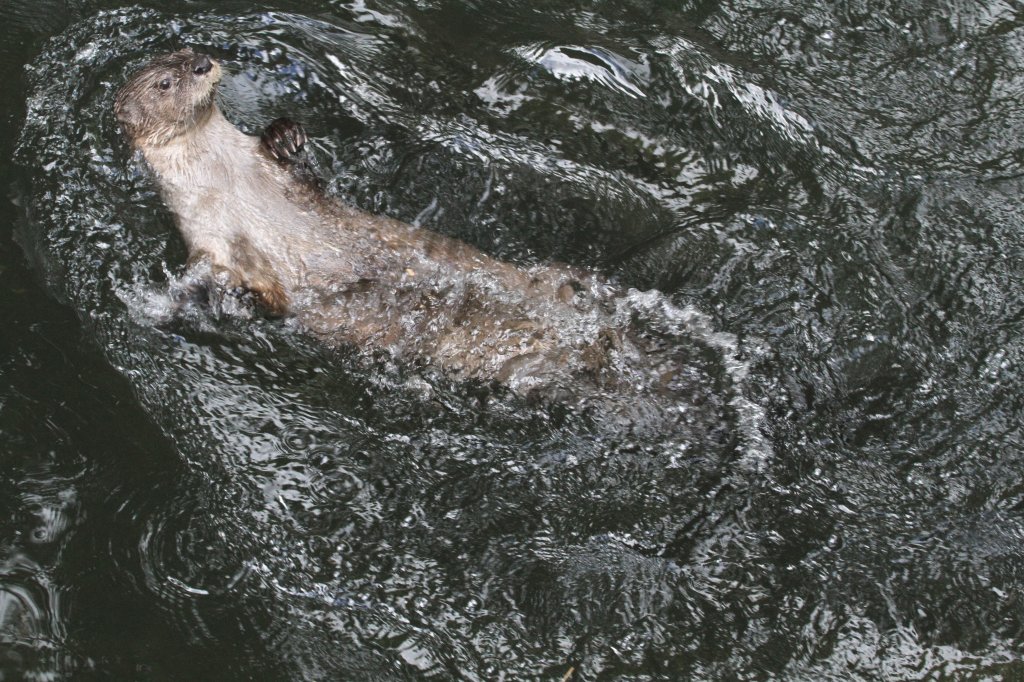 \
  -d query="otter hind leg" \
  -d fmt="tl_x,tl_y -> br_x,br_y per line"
260,117 -> 307,162
248,279 -> 289,317
222,236 -> 290,317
